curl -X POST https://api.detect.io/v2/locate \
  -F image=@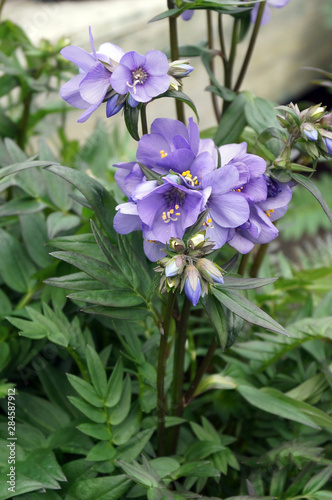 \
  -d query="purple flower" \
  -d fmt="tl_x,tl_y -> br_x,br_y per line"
228,175 -> 292,253
251,0 -> 290,25
303,124 -> 318,142
323,137 -> 332,155
111,50 -> 170,103
181,10 -> 194,21
60,27 -> 125,122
